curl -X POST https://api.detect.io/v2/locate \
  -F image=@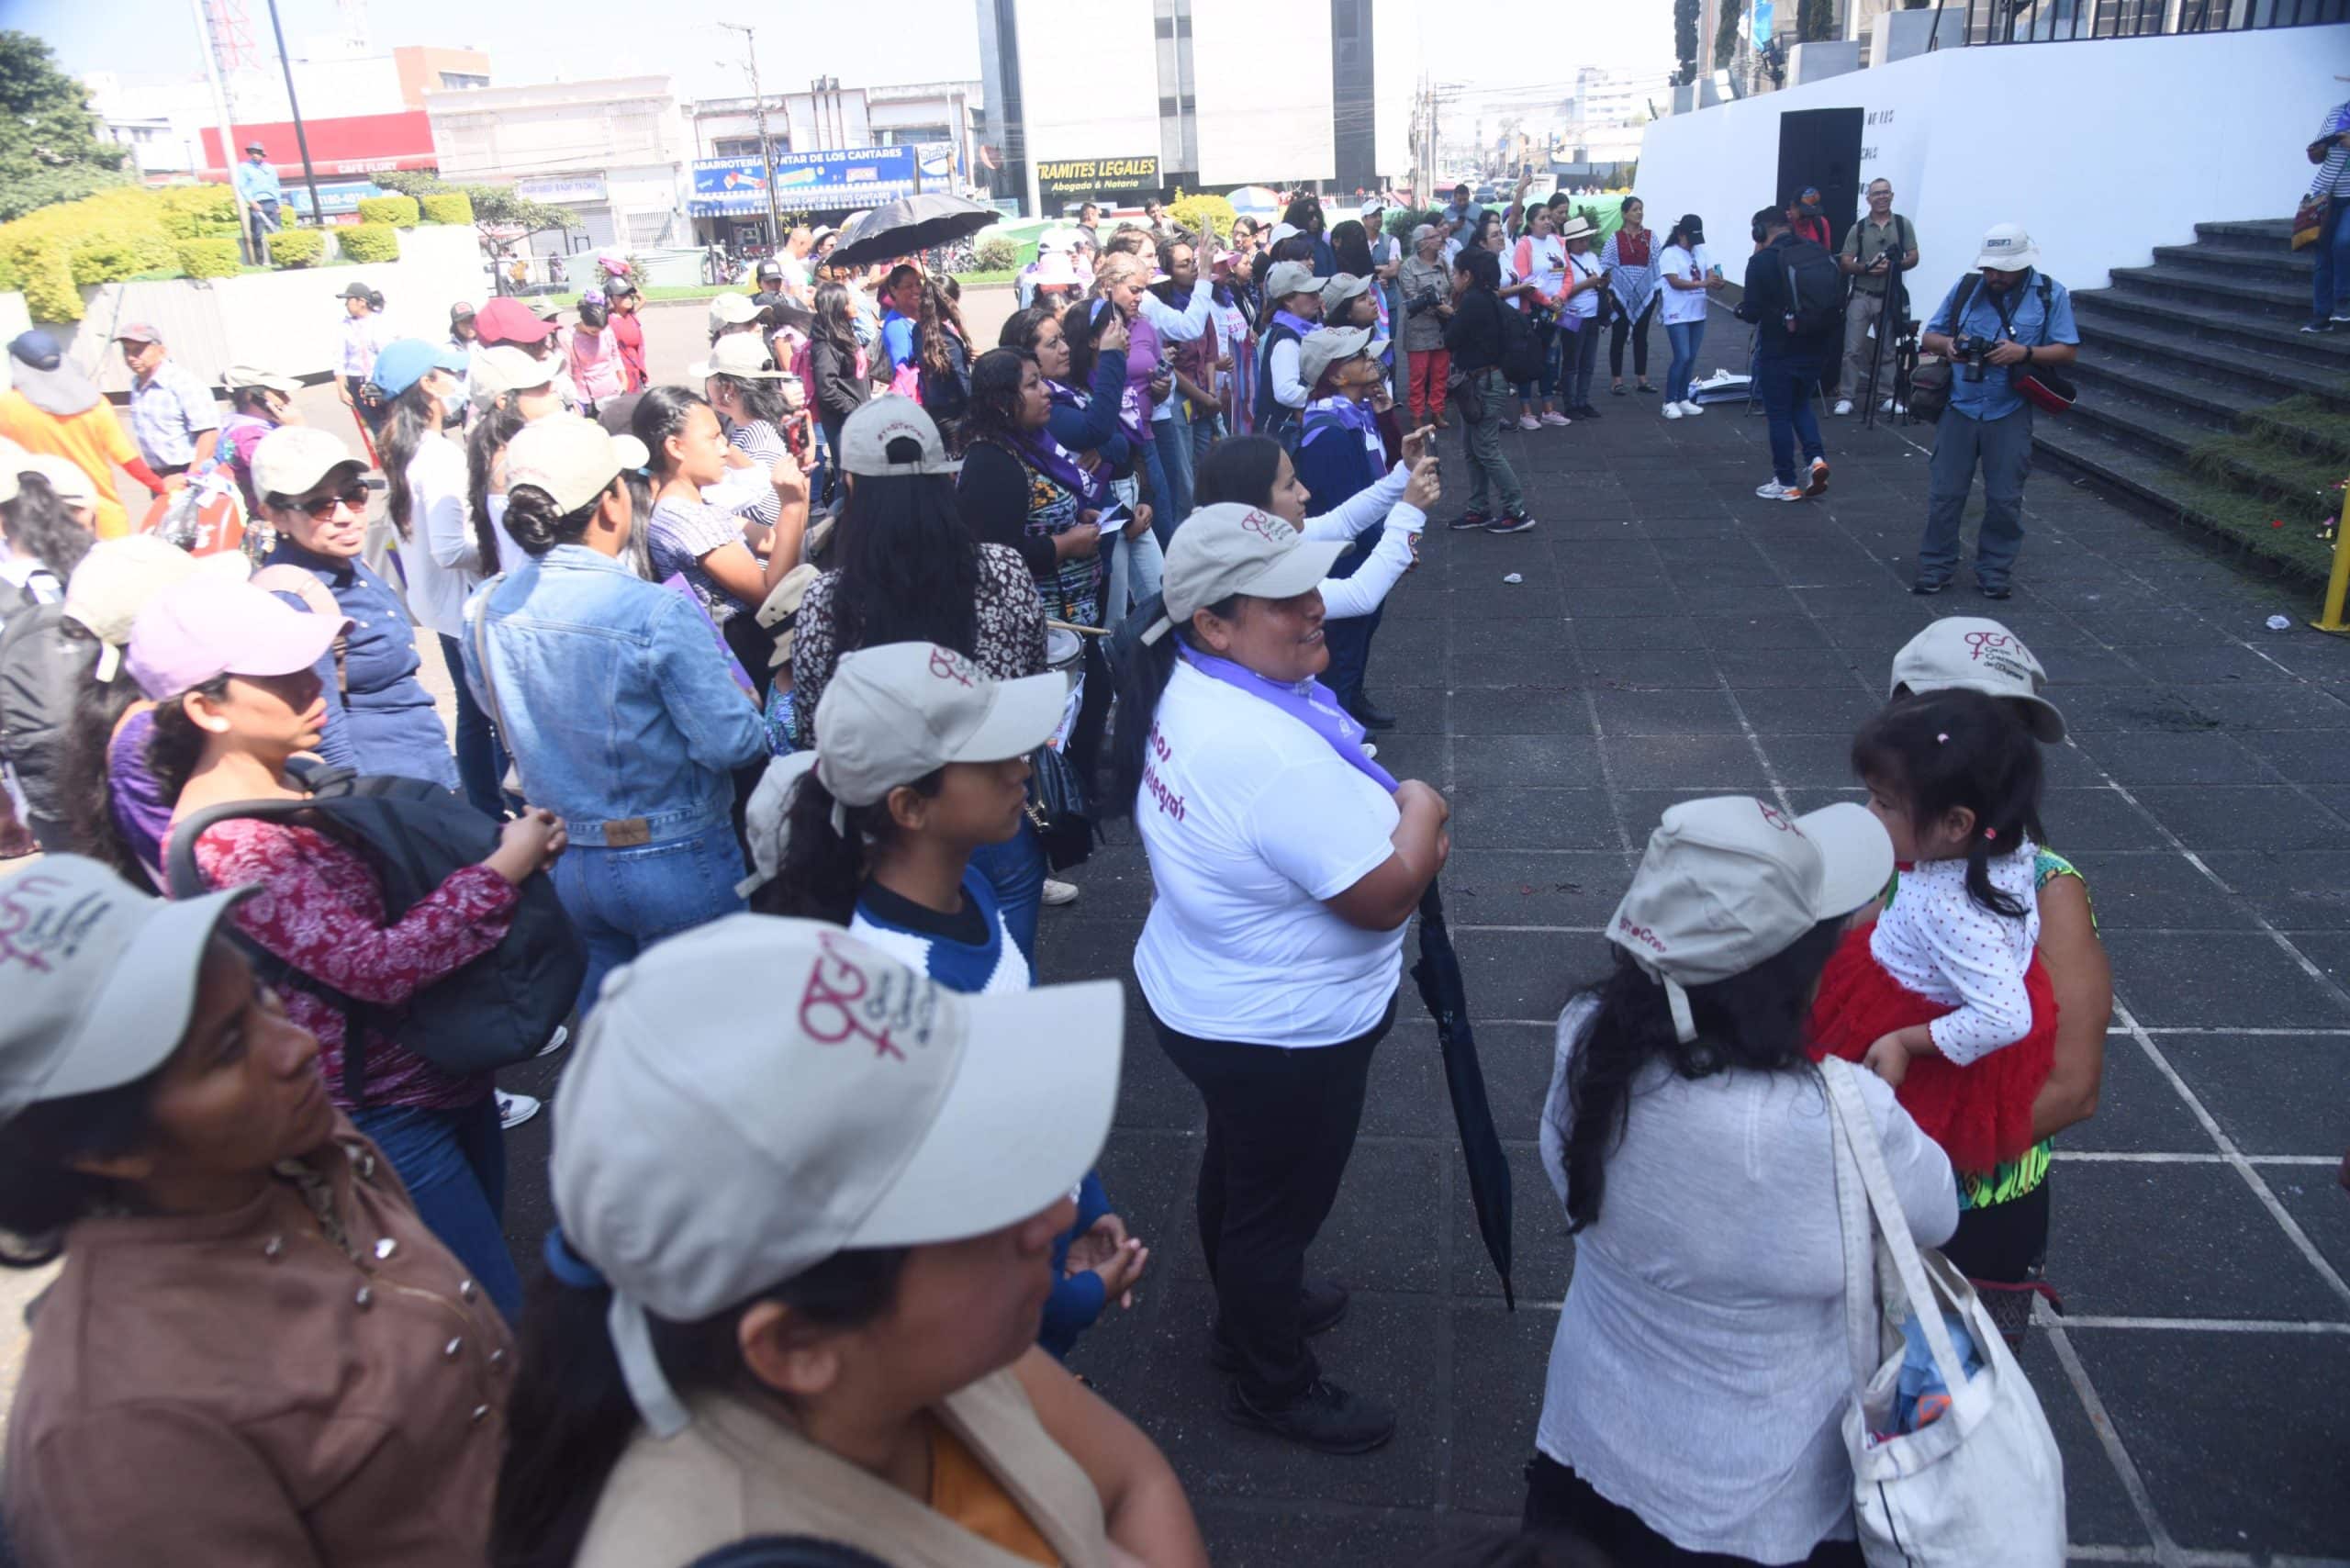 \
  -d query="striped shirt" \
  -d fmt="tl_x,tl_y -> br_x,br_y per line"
725,419 -> 788,528
125,358 -> 220,468
2311,101 -> 2350,199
